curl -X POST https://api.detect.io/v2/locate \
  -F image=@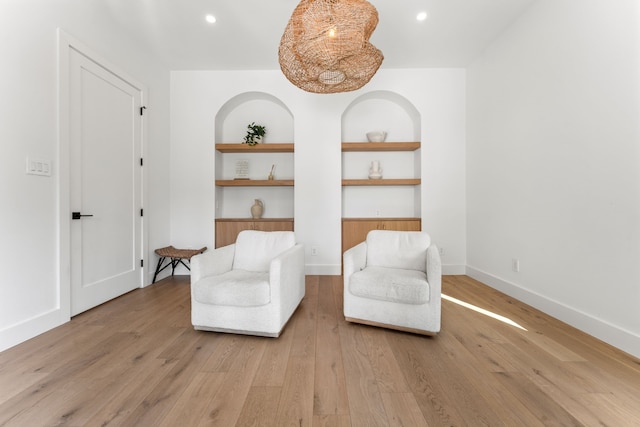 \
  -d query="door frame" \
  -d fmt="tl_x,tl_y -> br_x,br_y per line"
57,29 -> 148,320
